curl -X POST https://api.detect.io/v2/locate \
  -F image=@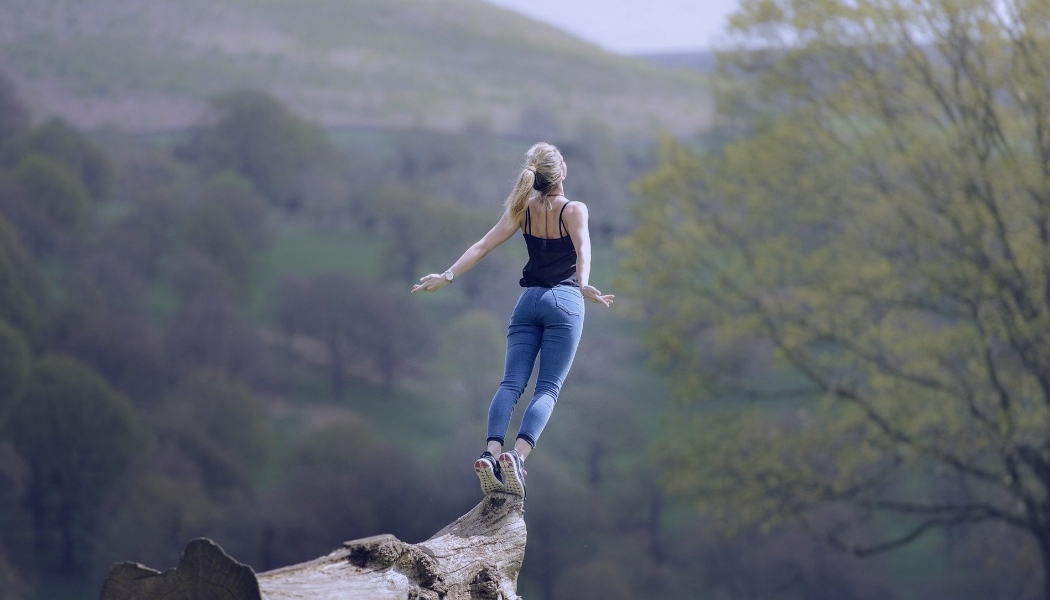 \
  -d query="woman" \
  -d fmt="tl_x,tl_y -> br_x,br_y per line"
411,142 -> 614,499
